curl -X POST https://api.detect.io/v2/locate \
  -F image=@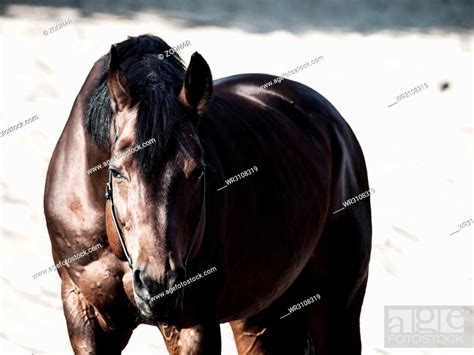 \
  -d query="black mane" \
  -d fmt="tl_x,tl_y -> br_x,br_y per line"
85,34 -> 189,180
